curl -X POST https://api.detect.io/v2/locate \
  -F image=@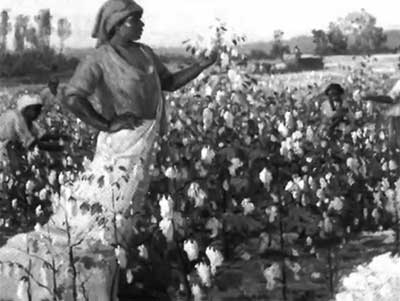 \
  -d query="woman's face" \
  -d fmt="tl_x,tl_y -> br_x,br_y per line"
327,89 -> 343,103
117,13 -> 144,41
